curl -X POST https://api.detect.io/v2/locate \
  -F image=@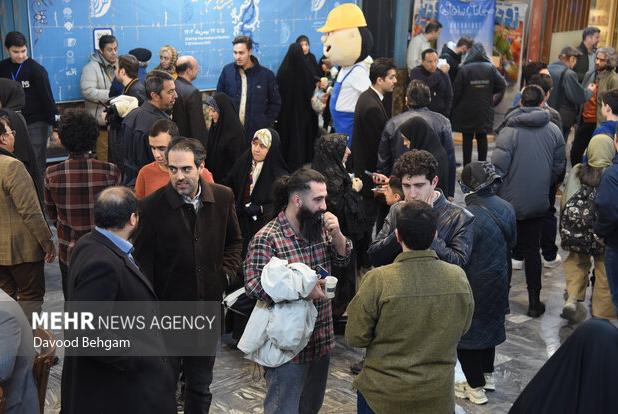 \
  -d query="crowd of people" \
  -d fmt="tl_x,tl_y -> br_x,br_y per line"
1,11 -> 618,414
